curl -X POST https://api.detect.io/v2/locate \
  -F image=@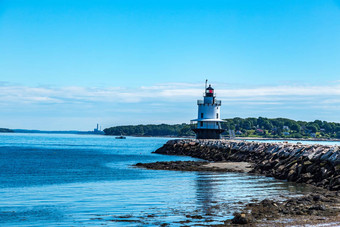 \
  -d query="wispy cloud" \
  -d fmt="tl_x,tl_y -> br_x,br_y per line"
0,82 -> 340,106
1,82 -> 339,130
